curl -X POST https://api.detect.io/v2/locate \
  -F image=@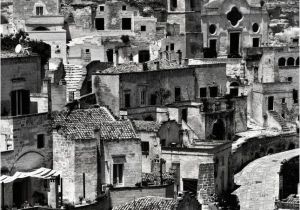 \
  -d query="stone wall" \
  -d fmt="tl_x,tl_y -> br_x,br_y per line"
109,184 -> 174,207
102,139 -> 142,187
13,0 -> 59,20
1,113 -> 52,174
231,132 -> 299,174
197,163 -> 215,205
1,56 -> 42,116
